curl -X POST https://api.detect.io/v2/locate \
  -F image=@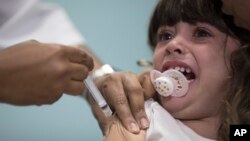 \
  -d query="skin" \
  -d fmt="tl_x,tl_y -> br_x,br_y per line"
104,116 -> 146,141
222,0 -> 250,31
153,22 -> 239,139
0,40 -> 95,105
89,71 -> 155,134
90,21 -> 240,140
89,0 -> 250,139
98,1 -> 250,134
